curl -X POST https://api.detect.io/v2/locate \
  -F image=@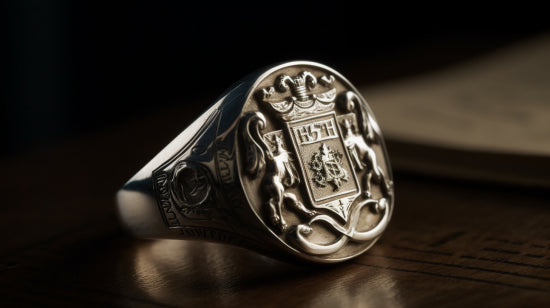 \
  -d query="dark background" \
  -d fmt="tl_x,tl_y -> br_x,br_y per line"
4,1 -> 549,157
